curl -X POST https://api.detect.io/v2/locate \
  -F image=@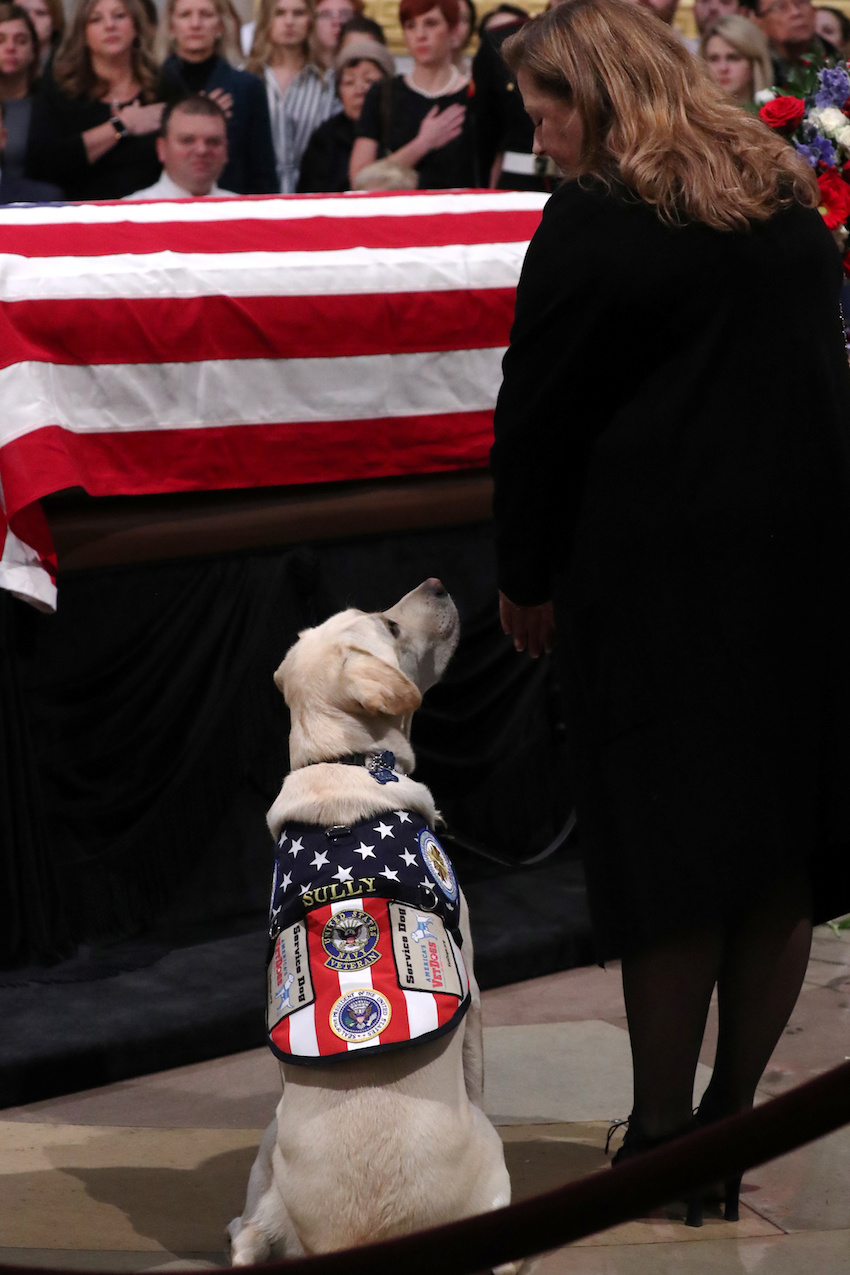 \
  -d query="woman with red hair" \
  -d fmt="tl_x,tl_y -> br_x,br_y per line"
349,0 -> 477,188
